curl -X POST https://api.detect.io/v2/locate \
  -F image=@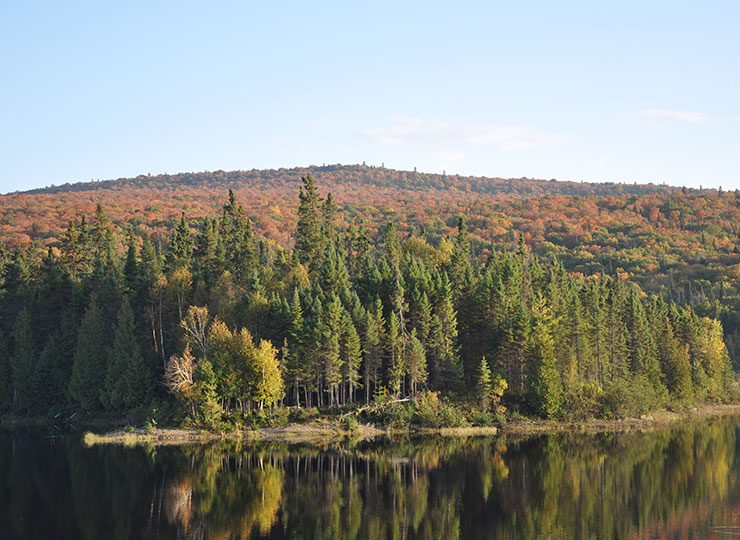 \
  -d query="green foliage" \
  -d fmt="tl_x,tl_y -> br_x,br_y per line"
0,174 -> 736,425
602,375 -> 666,418
104,298 -> 152,410
289,406 -> 320,423
344,414 -> 359,432
69,298 -> 107,411
10,309 -> 35,411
